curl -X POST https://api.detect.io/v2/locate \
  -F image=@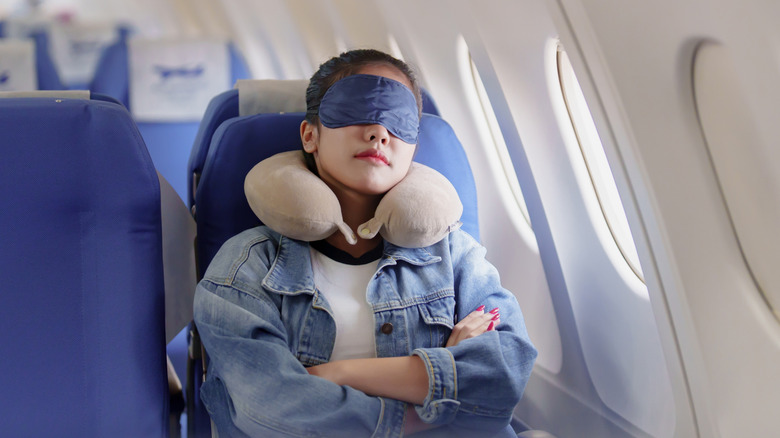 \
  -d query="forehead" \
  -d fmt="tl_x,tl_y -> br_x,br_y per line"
355,63 -> 413,90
